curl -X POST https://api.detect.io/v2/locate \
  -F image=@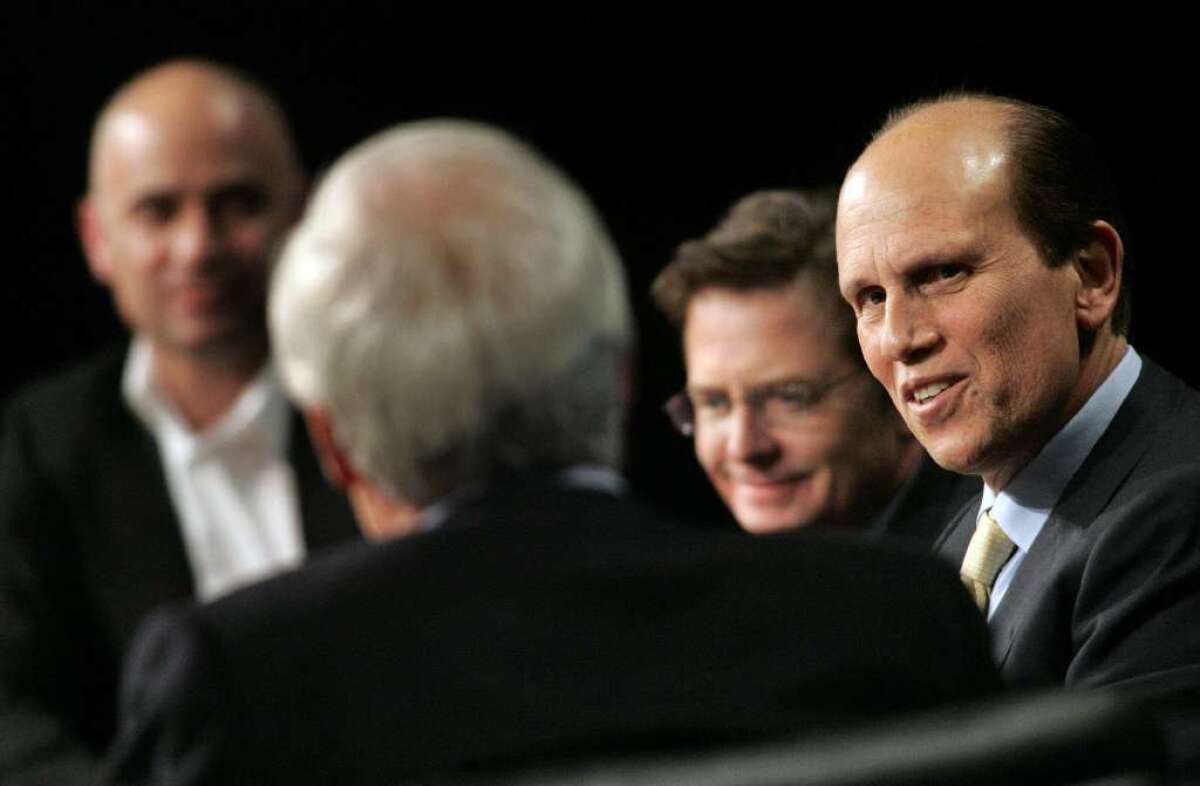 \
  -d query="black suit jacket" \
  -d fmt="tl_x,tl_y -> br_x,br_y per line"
104,474 -> 1000,786
0,347 -> 358,782
936,357 -> 1200,692
873,454 -> 979,548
